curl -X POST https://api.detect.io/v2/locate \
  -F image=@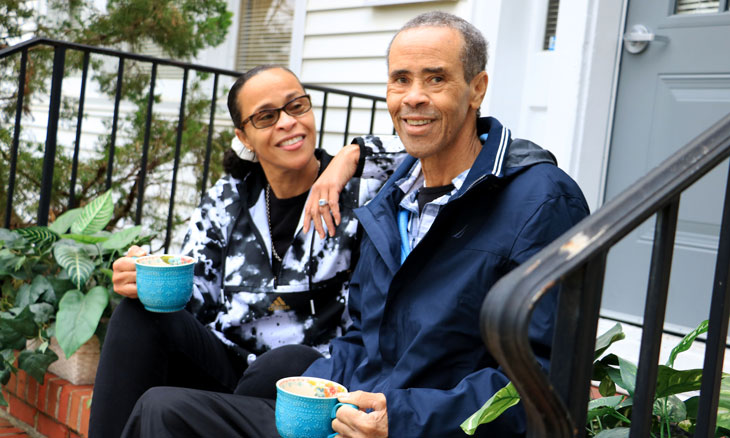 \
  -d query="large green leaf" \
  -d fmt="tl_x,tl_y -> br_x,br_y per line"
14,226 -> 59,246
62,233 -> 108,244
618,357 -> 637,396
0,318 -> 26,350
0,228 -> 18,245
595,323 -> 625,360
55,287 -> 108,358
595,428 -> 630,438
587,395 -> 625,423
588,395 -> 624,410
655,366 -> 703,398
653,395 -> 687,423
0,365 -> 11,387
53,243 -> 94,289
101,225 -> 142,250
14,275 -> 54,308
48,208 -> 82,235
599,374 -> 617,397
70,190 -> 113,235
0,248 -> 26,274
17,348 -> 58,384
684,376 -> 730,431
3,306 -> 38,338
29,303 -> 55,326
666,319 -> 709,368
460,382 -> 520,435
